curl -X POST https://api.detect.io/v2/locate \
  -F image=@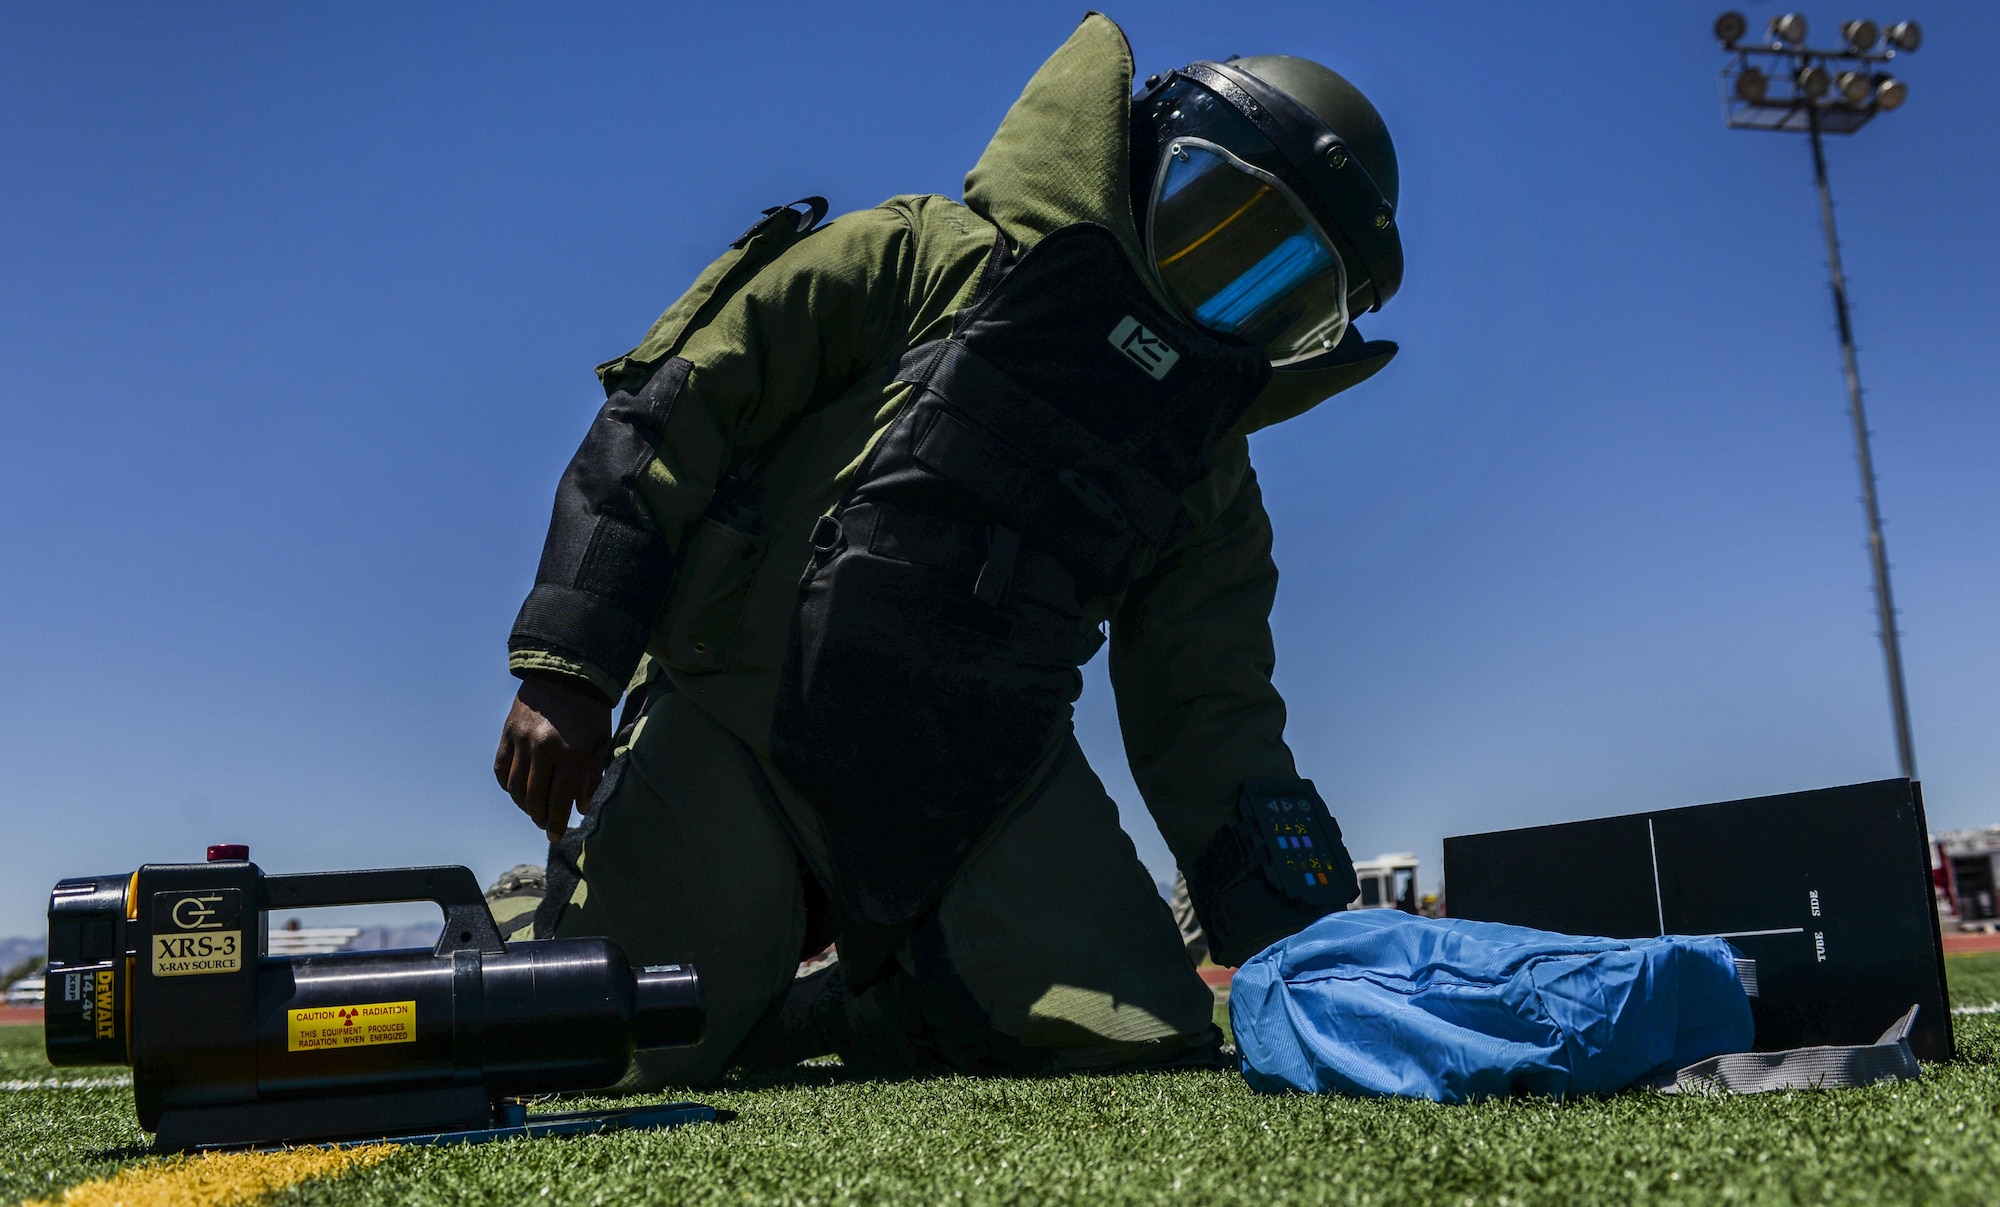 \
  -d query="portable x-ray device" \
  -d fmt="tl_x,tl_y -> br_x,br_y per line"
43,846 -> 711,1151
